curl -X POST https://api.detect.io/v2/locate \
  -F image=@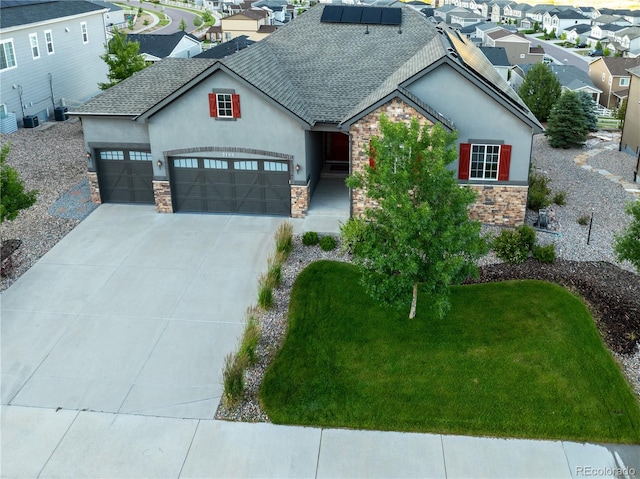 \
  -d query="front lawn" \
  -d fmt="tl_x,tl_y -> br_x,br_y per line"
260,261 -> 640,443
